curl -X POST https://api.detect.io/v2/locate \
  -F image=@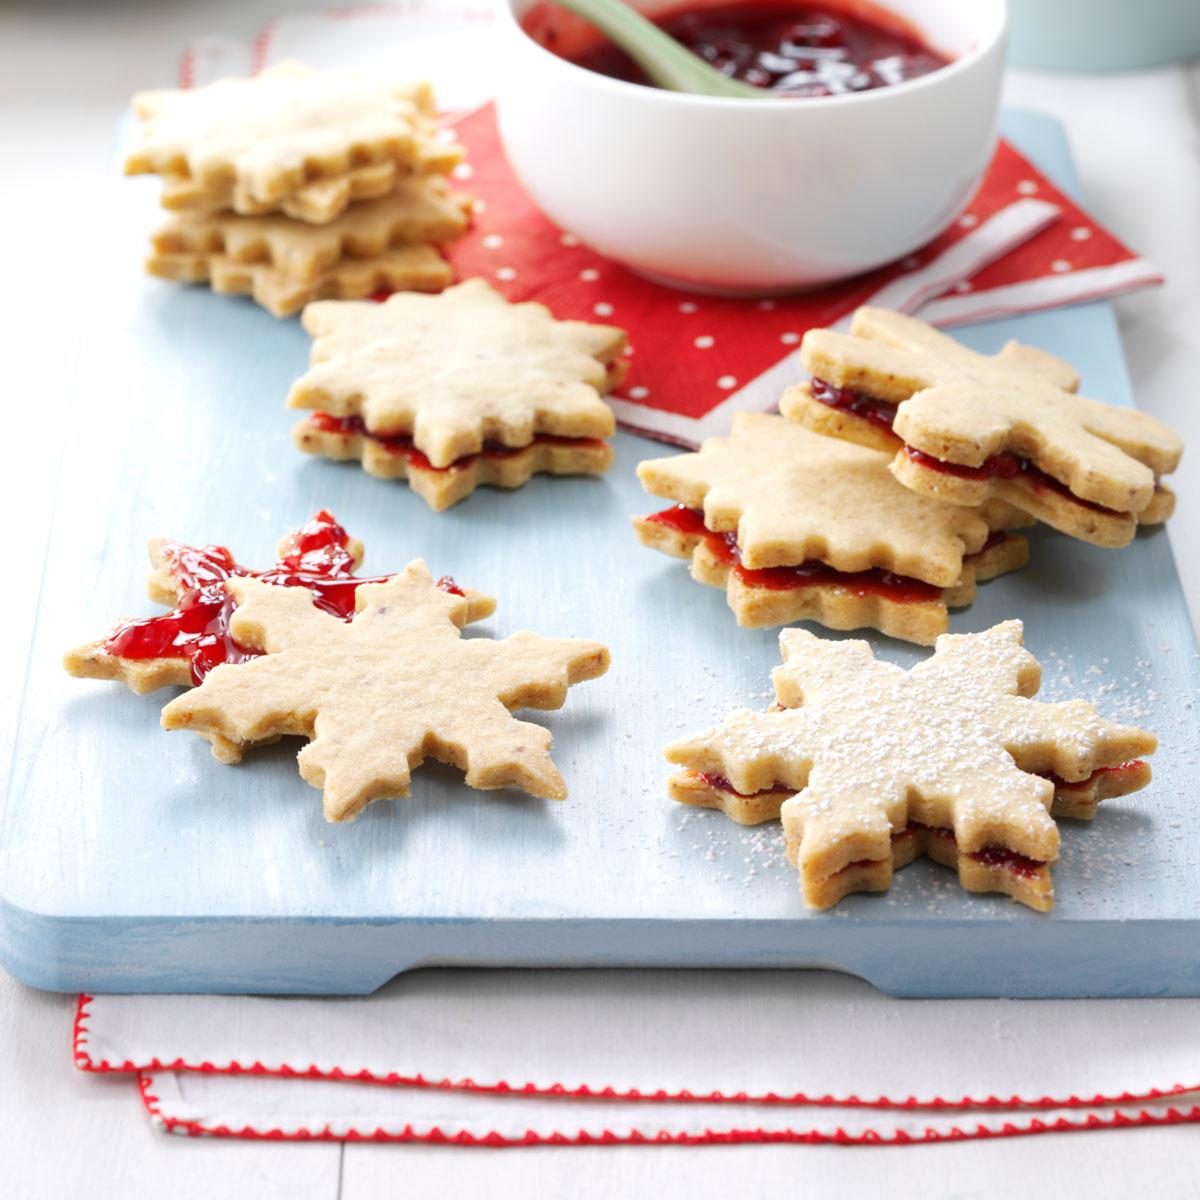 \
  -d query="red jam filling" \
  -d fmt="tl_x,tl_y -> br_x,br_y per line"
822,824 -> 1042,880
644,505 -> 943,604
902,447 -> 1122,515
809,377 -> 1124,516
104,510 -> 465,684
701,766 -> 1145,882
308,413 -> 606,473
699,772 -> 793,798
810,377 -> 900,434
1045,760 -> 1145,792
897,822 -> 1043,879
530,2 -> 948,97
